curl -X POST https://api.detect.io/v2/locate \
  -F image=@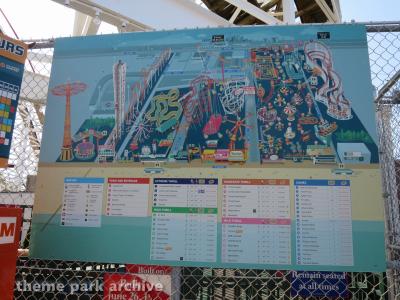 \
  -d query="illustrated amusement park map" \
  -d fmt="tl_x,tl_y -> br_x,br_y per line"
31,24 -> 386,272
